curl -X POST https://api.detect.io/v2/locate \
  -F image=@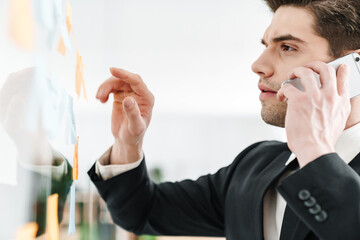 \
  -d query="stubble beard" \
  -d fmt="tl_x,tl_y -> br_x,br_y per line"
260,99 -> 287,128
